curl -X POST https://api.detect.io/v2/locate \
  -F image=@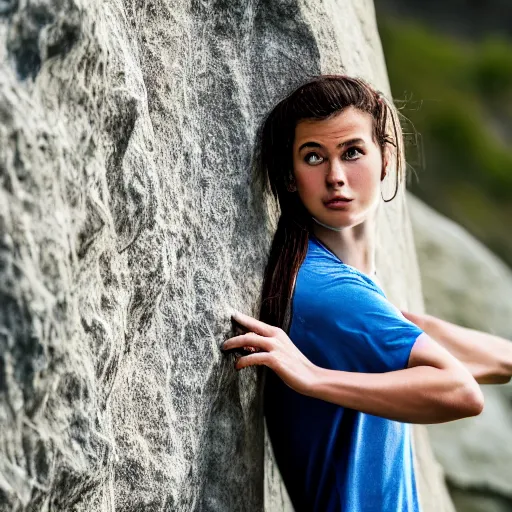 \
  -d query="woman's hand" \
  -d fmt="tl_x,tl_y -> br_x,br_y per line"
222,310 -> 319,397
